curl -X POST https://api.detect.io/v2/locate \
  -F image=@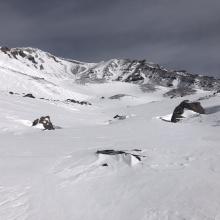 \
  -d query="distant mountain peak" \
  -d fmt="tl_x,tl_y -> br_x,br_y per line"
0,46 -> 219,98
